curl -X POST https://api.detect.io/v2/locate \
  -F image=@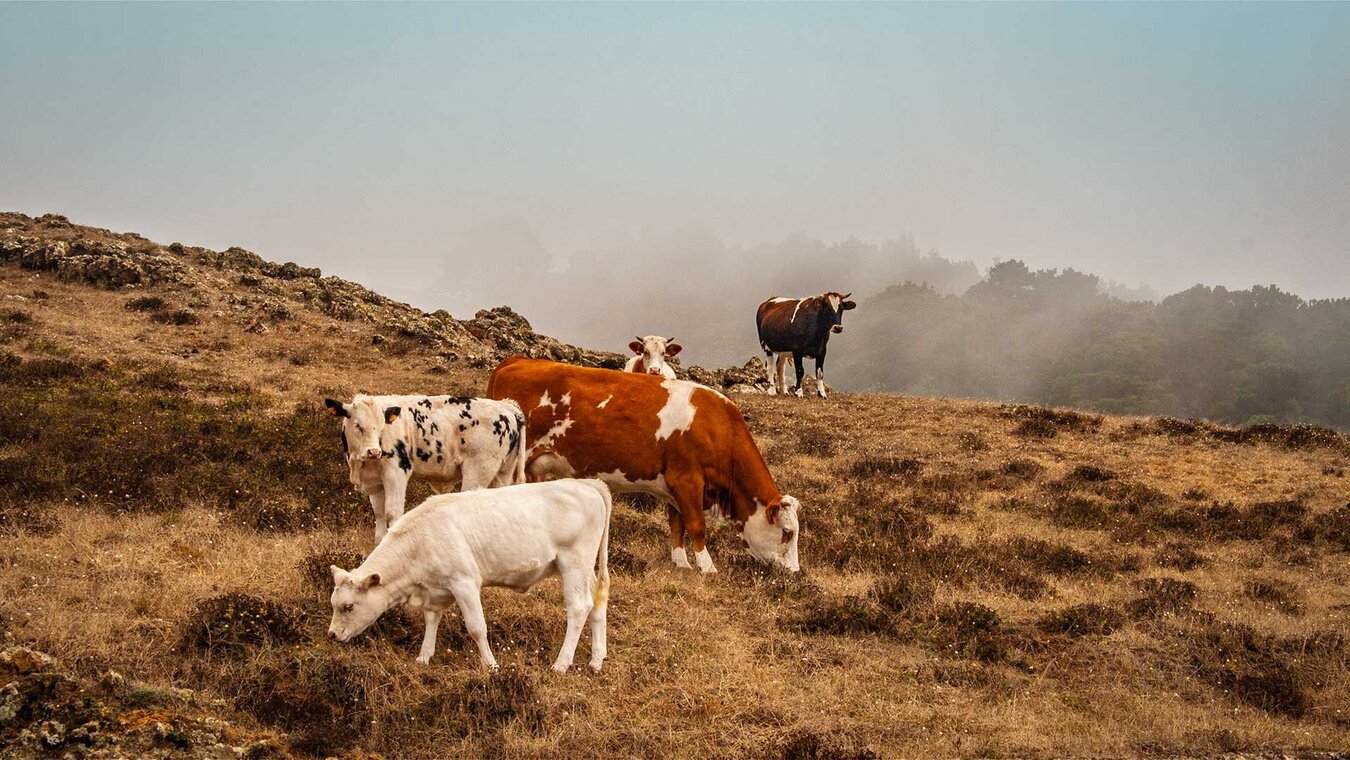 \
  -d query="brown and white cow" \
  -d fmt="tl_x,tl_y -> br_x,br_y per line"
487,357 -> 800,574
756,292 -> 856,398
623,335 -> 681,379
